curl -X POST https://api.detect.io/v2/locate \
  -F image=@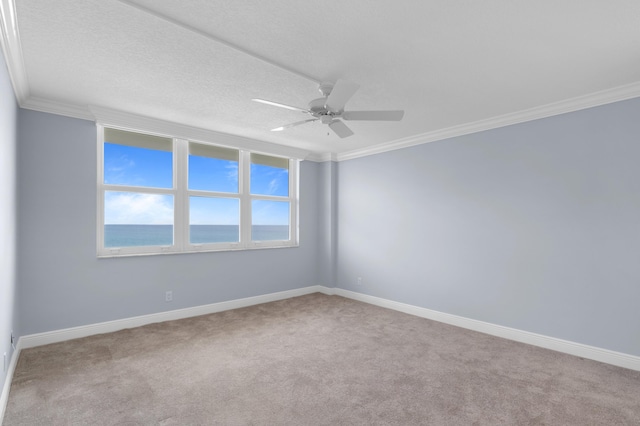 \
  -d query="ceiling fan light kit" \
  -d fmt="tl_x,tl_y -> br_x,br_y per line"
253,79 -> 404,138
